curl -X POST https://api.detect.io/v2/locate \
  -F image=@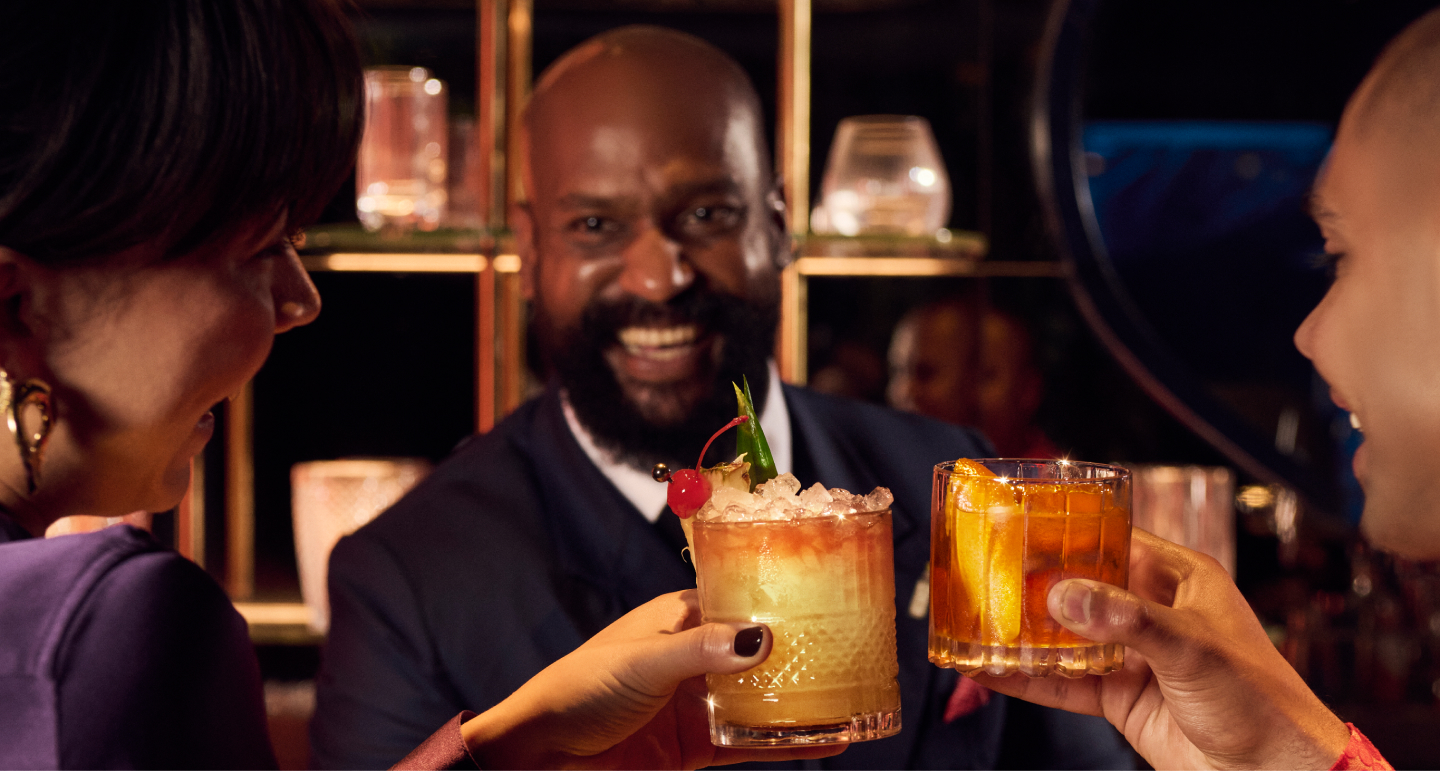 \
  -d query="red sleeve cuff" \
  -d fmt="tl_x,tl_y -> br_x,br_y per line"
391,711 -> 480,770
1330,723 -> 1393,771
